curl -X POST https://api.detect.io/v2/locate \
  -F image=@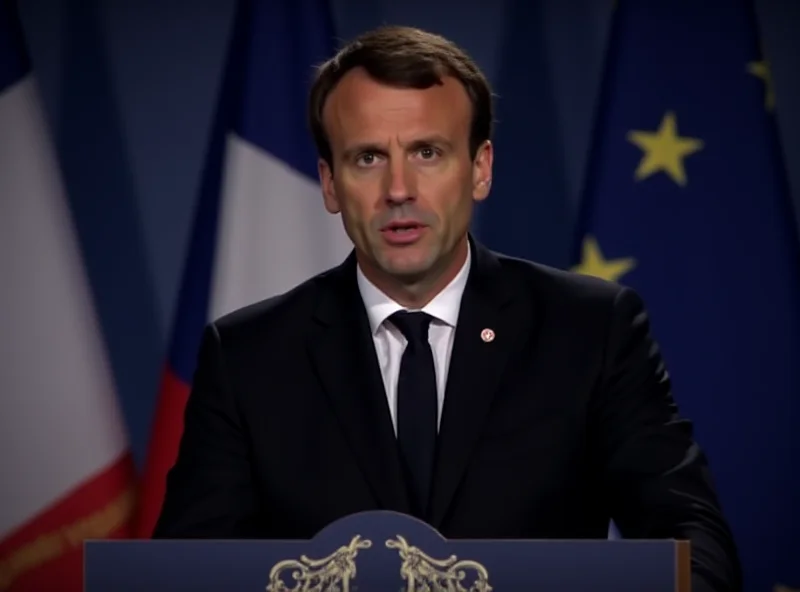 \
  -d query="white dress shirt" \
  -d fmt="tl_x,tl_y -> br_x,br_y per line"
356,244 -> 471,434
